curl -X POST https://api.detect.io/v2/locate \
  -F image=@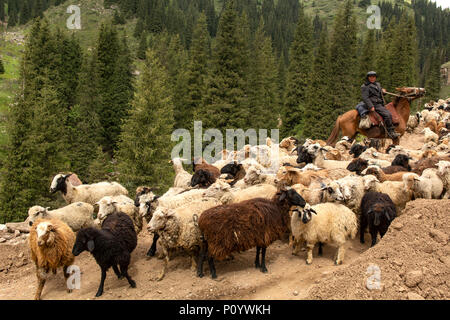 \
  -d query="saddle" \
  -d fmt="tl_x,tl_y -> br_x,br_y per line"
368,103 -> 400,127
